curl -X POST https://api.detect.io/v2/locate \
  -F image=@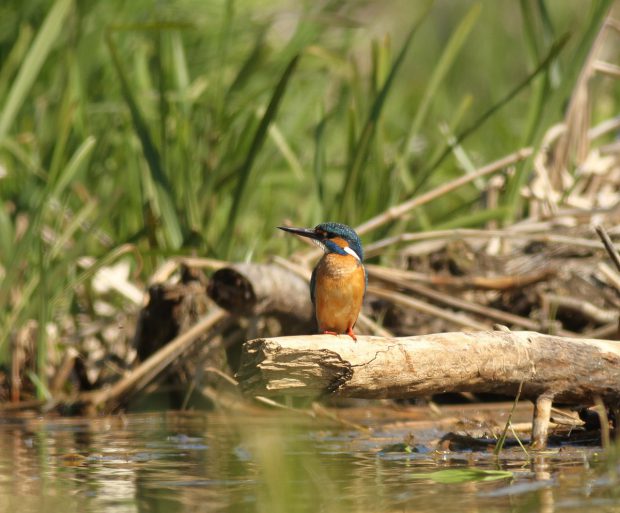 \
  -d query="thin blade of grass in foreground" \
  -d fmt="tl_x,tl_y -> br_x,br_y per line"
494,380 -> 525,455
312,110 -> 329,221
36,237 -> 49,399
224,55 -> 300,257
409,468 -> 514,484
